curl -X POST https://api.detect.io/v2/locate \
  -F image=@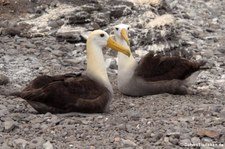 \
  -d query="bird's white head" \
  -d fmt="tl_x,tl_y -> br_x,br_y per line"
87,30 -> 130,56
113,24 -> 131,45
